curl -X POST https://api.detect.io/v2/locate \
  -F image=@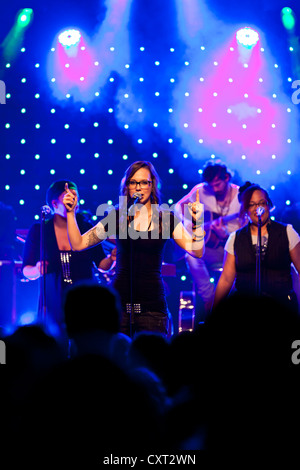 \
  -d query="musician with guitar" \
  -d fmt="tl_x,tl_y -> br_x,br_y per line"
175,160 -> 244,319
